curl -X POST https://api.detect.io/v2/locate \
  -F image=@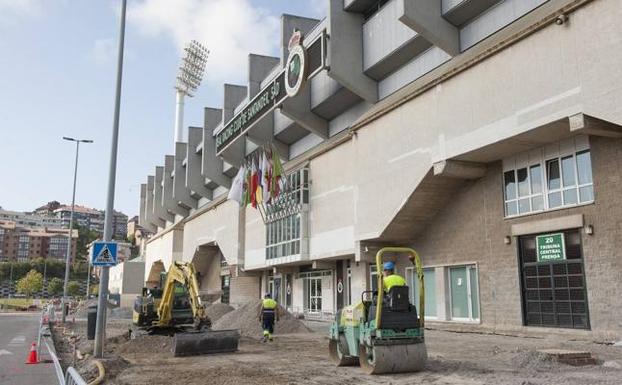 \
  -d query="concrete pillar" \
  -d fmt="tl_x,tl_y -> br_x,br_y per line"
153,169 -> 174,224
162,156 -> 189,217
139,184 -> 156,233
218,85 -> 247,167
145,175 -> 165,229
186,127 -> 213,199
398,0 -> 460,56
327,0 -> 377,103
202,108 -> 231,189
173,142 -> 198,208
